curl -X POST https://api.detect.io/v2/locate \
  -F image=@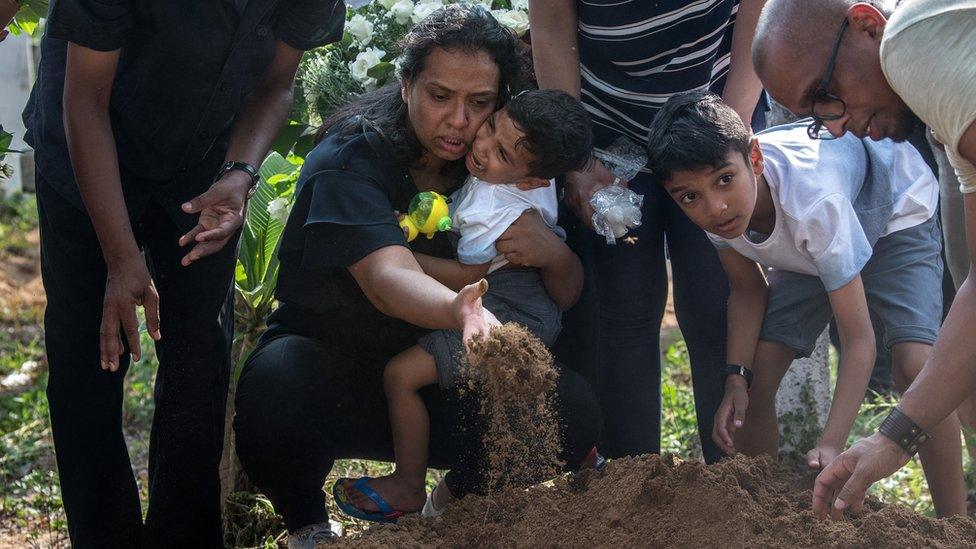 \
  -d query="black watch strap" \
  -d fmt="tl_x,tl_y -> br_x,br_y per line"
878,407 -> 929,456
215,161 -> 260,198
720,364 -> 753,389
